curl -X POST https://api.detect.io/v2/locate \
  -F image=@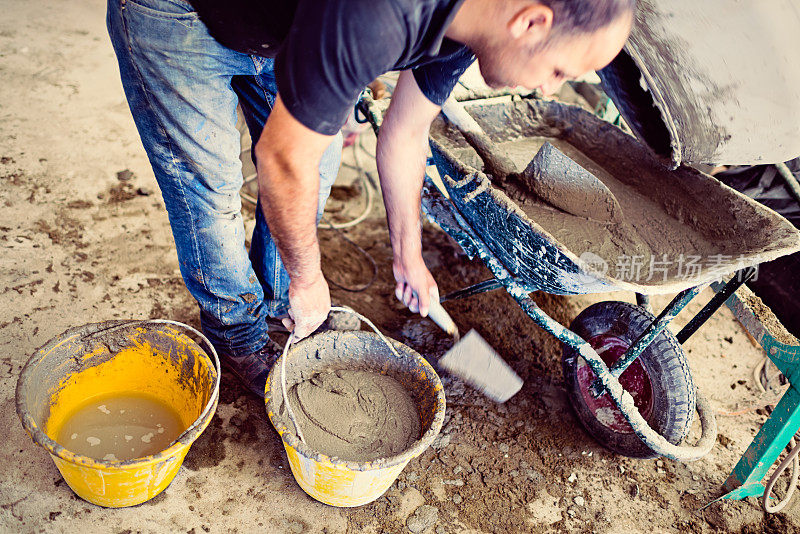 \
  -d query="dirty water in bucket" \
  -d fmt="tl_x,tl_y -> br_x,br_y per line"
287,369 -> 421,462
53,392 -> 184,462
